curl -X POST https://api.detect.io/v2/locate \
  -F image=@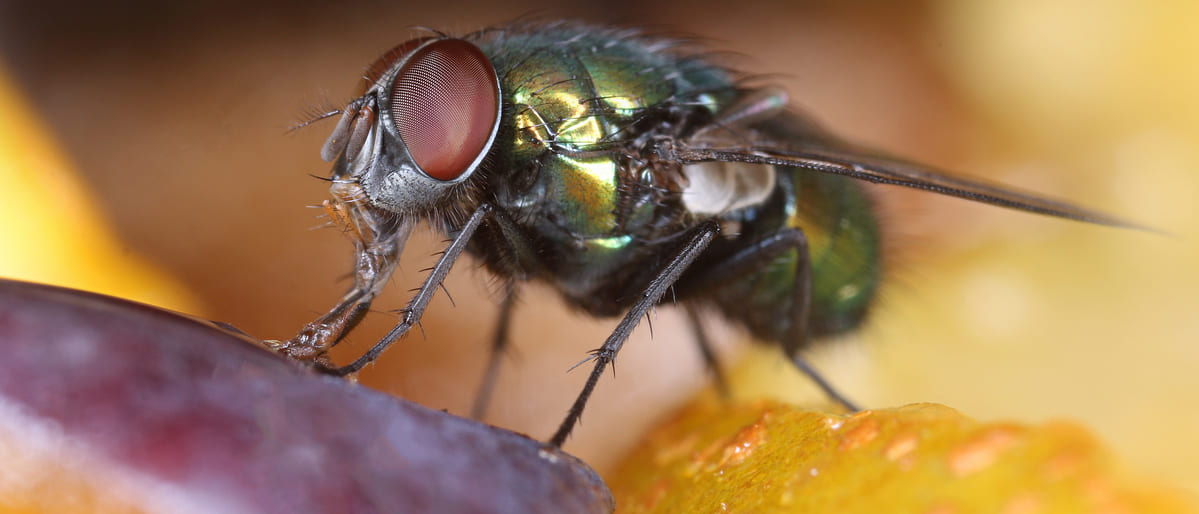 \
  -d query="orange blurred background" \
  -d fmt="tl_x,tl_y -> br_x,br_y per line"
2,0 -> 1195,495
